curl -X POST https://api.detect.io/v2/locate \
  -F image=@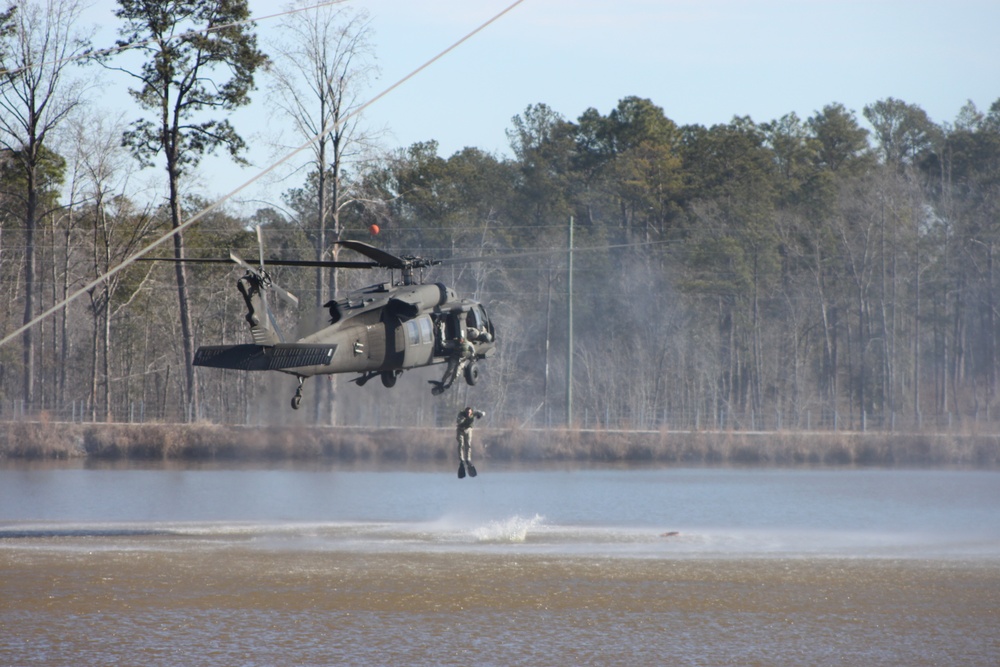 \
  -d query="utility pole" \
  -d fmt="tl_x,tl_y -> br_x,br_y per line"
544,269 -> 552,422
567,216 -> 574,426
